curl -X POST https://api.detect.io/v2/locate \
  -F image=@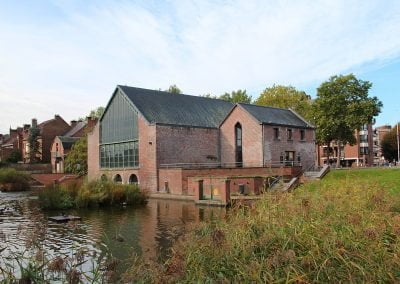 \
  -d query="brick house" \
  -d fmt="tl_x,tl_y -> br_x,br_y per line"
0,127 -> 25,162
88,86 -> 316,197
51,118 -> 97,173
316,123 -> 375,167
22,115 -> 71,163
